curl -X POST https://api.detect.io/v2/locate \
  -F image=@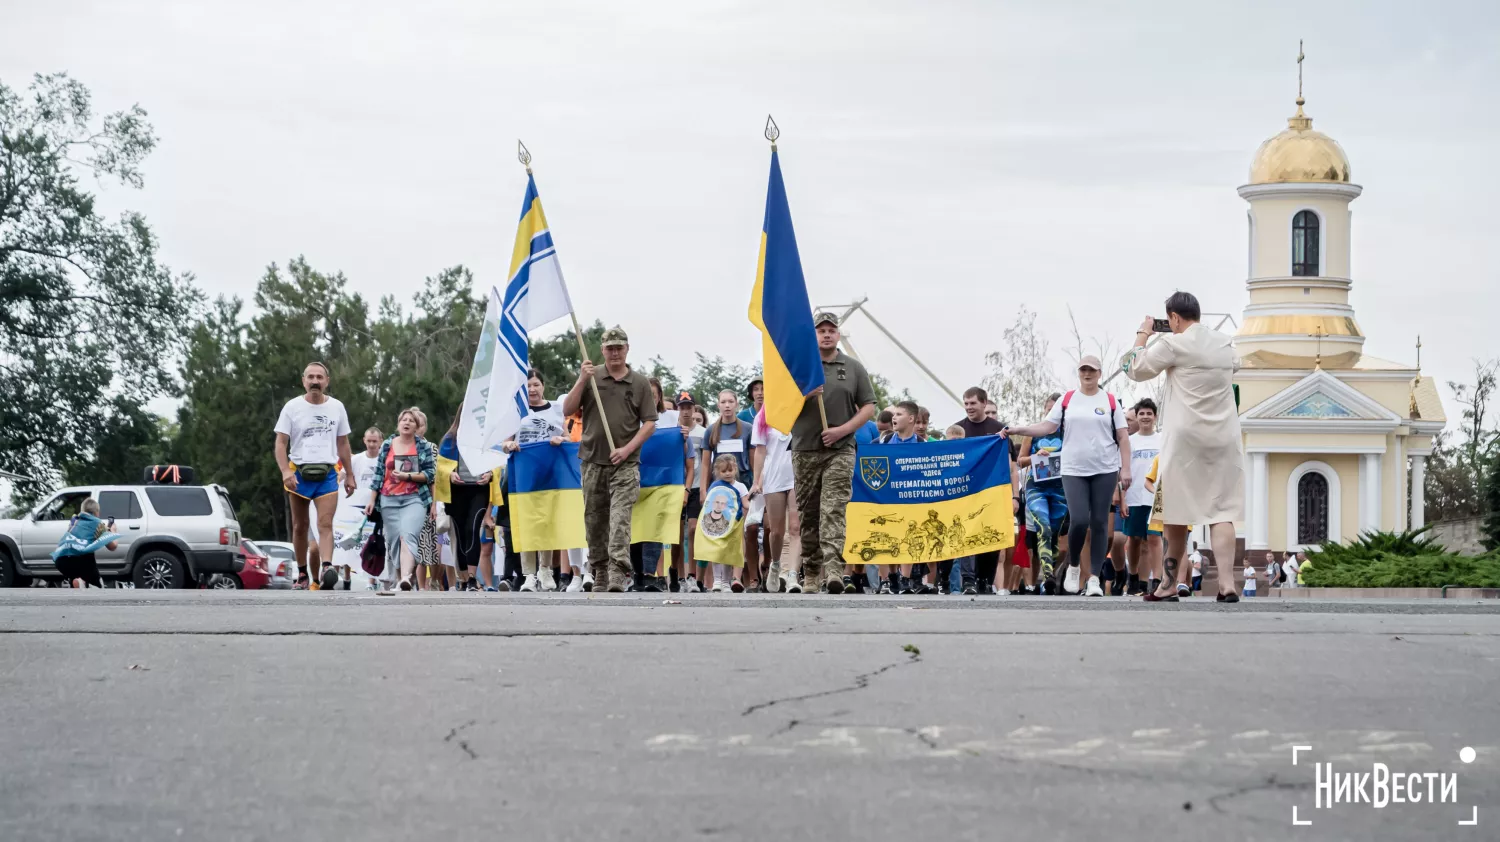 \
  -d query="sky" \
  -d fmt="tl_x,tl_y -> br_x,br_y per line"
6,0 -> 1498,427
